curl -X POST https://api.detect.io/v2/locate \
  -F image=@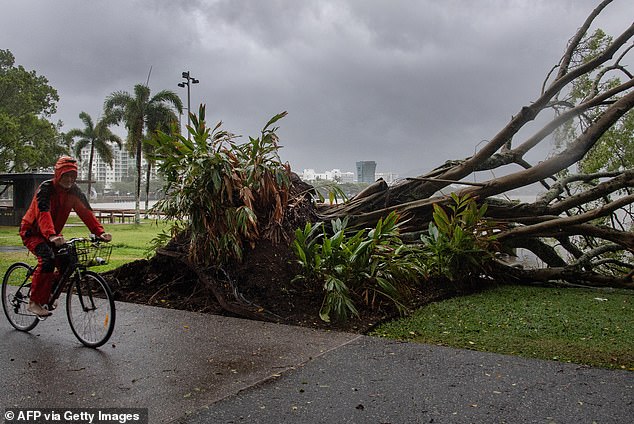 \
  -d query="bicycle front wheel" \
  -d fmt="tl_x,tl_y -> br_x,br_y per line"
2,262 -> 39,332
66,270 -> 115,348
